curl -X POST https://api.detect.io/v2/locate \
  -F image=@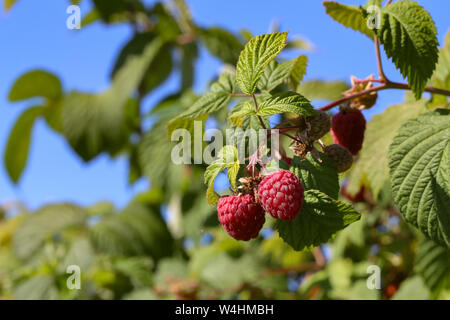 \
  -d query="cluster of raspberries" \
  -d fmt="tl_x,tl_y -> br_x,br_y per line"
217,170 -> 304,241
217,106 -> 367,241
